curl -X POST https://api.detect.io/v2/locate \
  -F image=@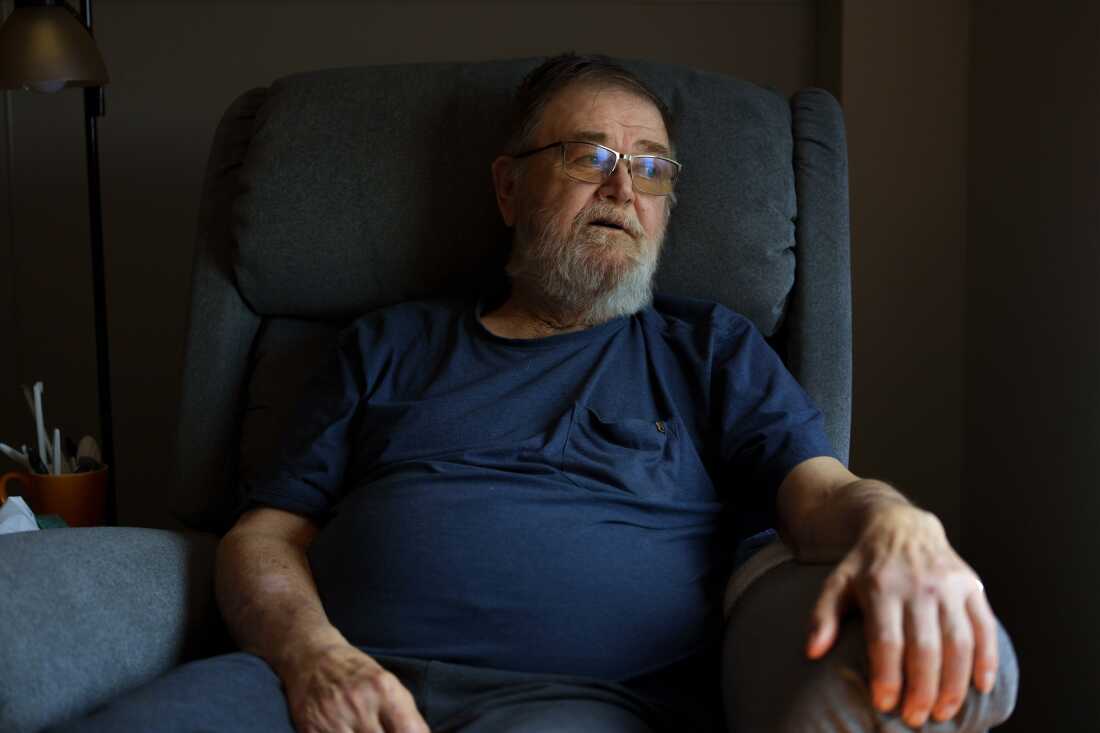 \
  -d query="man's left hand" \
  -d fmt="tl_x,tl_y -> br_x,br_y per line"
805,505 -> 999,727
